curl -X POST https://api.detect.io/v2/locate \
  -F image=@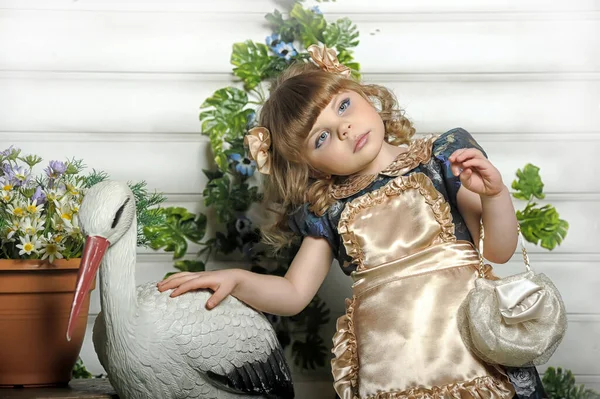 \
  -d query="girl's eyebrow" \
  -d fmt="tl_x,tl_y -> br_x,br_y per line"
306,93 -> 342,142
